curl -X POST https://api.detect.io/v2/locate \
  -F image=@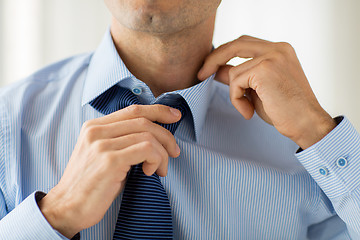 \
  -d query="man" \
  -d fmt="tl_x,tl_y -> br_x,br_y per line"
0,0 -> 359,239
